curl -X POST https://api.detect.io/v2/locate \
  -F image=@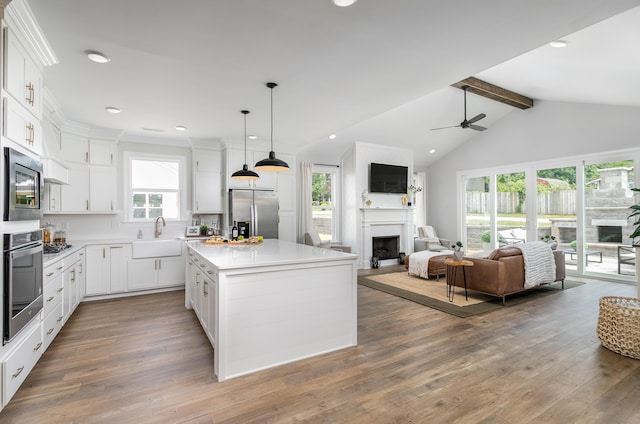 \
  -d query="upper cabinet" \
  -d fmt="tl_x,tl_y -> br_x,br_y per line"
61,135 -> 115,165
193,149 -> 223,214
3,94 -> 42,155
3,26 -> 43,119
